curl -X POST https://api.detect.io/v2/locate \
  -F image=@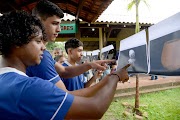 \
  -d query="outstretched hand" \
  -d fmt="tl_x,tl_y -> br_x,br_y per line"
113,64 -> 130,83
89,59 -> 116,71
